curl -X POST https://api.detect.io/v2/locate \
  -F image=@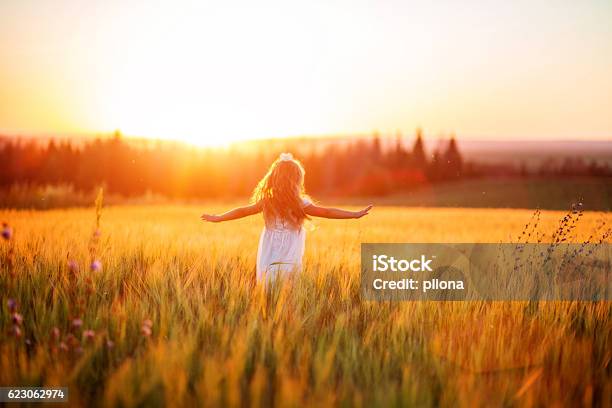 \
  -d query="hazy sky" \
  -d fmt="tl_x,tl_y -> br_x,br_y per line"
1,0 -> 611,144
